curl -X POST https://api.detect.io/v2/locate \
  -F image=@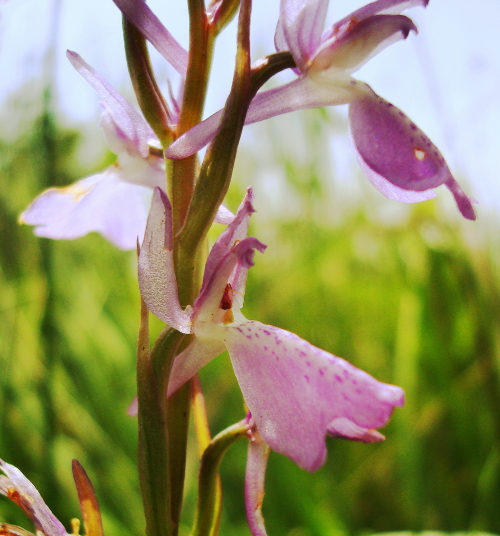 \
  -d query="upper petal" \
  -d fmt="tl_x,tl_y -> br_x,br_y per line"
327,0 -> 427,41
193,237 -> 267,323
139,188 -> 192,332
112,0 -> 188,75
312,14 -> 417,73
223,321 -> 404,472
19,171 -> 155,250
275,0 -> 329,70
200,188 -> 256,303
0,460 -> 68,536
67,51 -> 155,159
